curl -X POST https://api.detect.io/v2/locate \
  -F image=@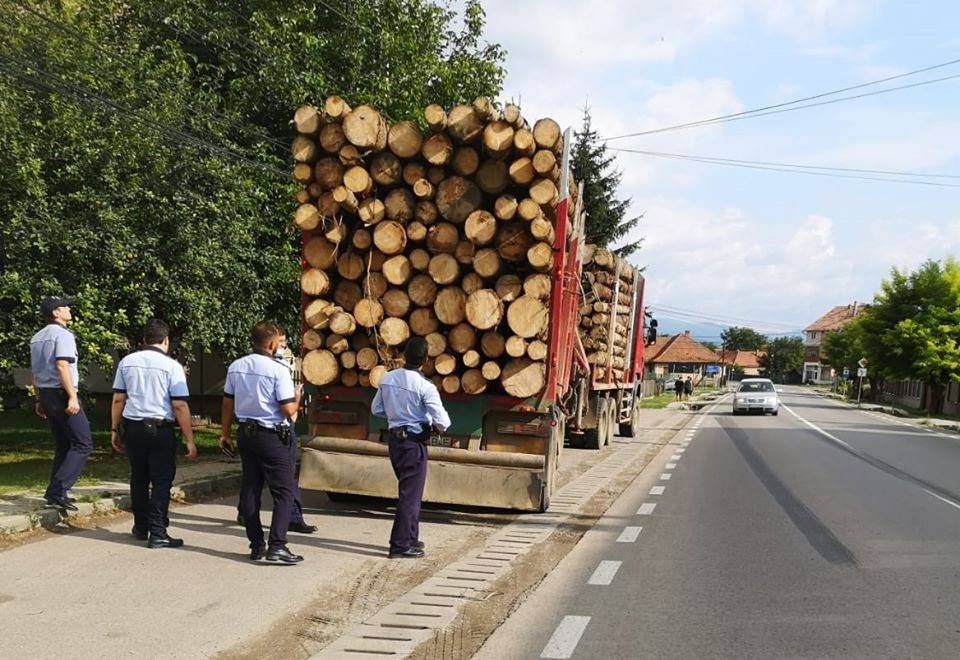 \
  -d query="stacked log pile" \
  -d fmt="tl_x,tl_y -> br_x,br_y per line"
294,97 -> 575,398
579,245 -> 636,373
